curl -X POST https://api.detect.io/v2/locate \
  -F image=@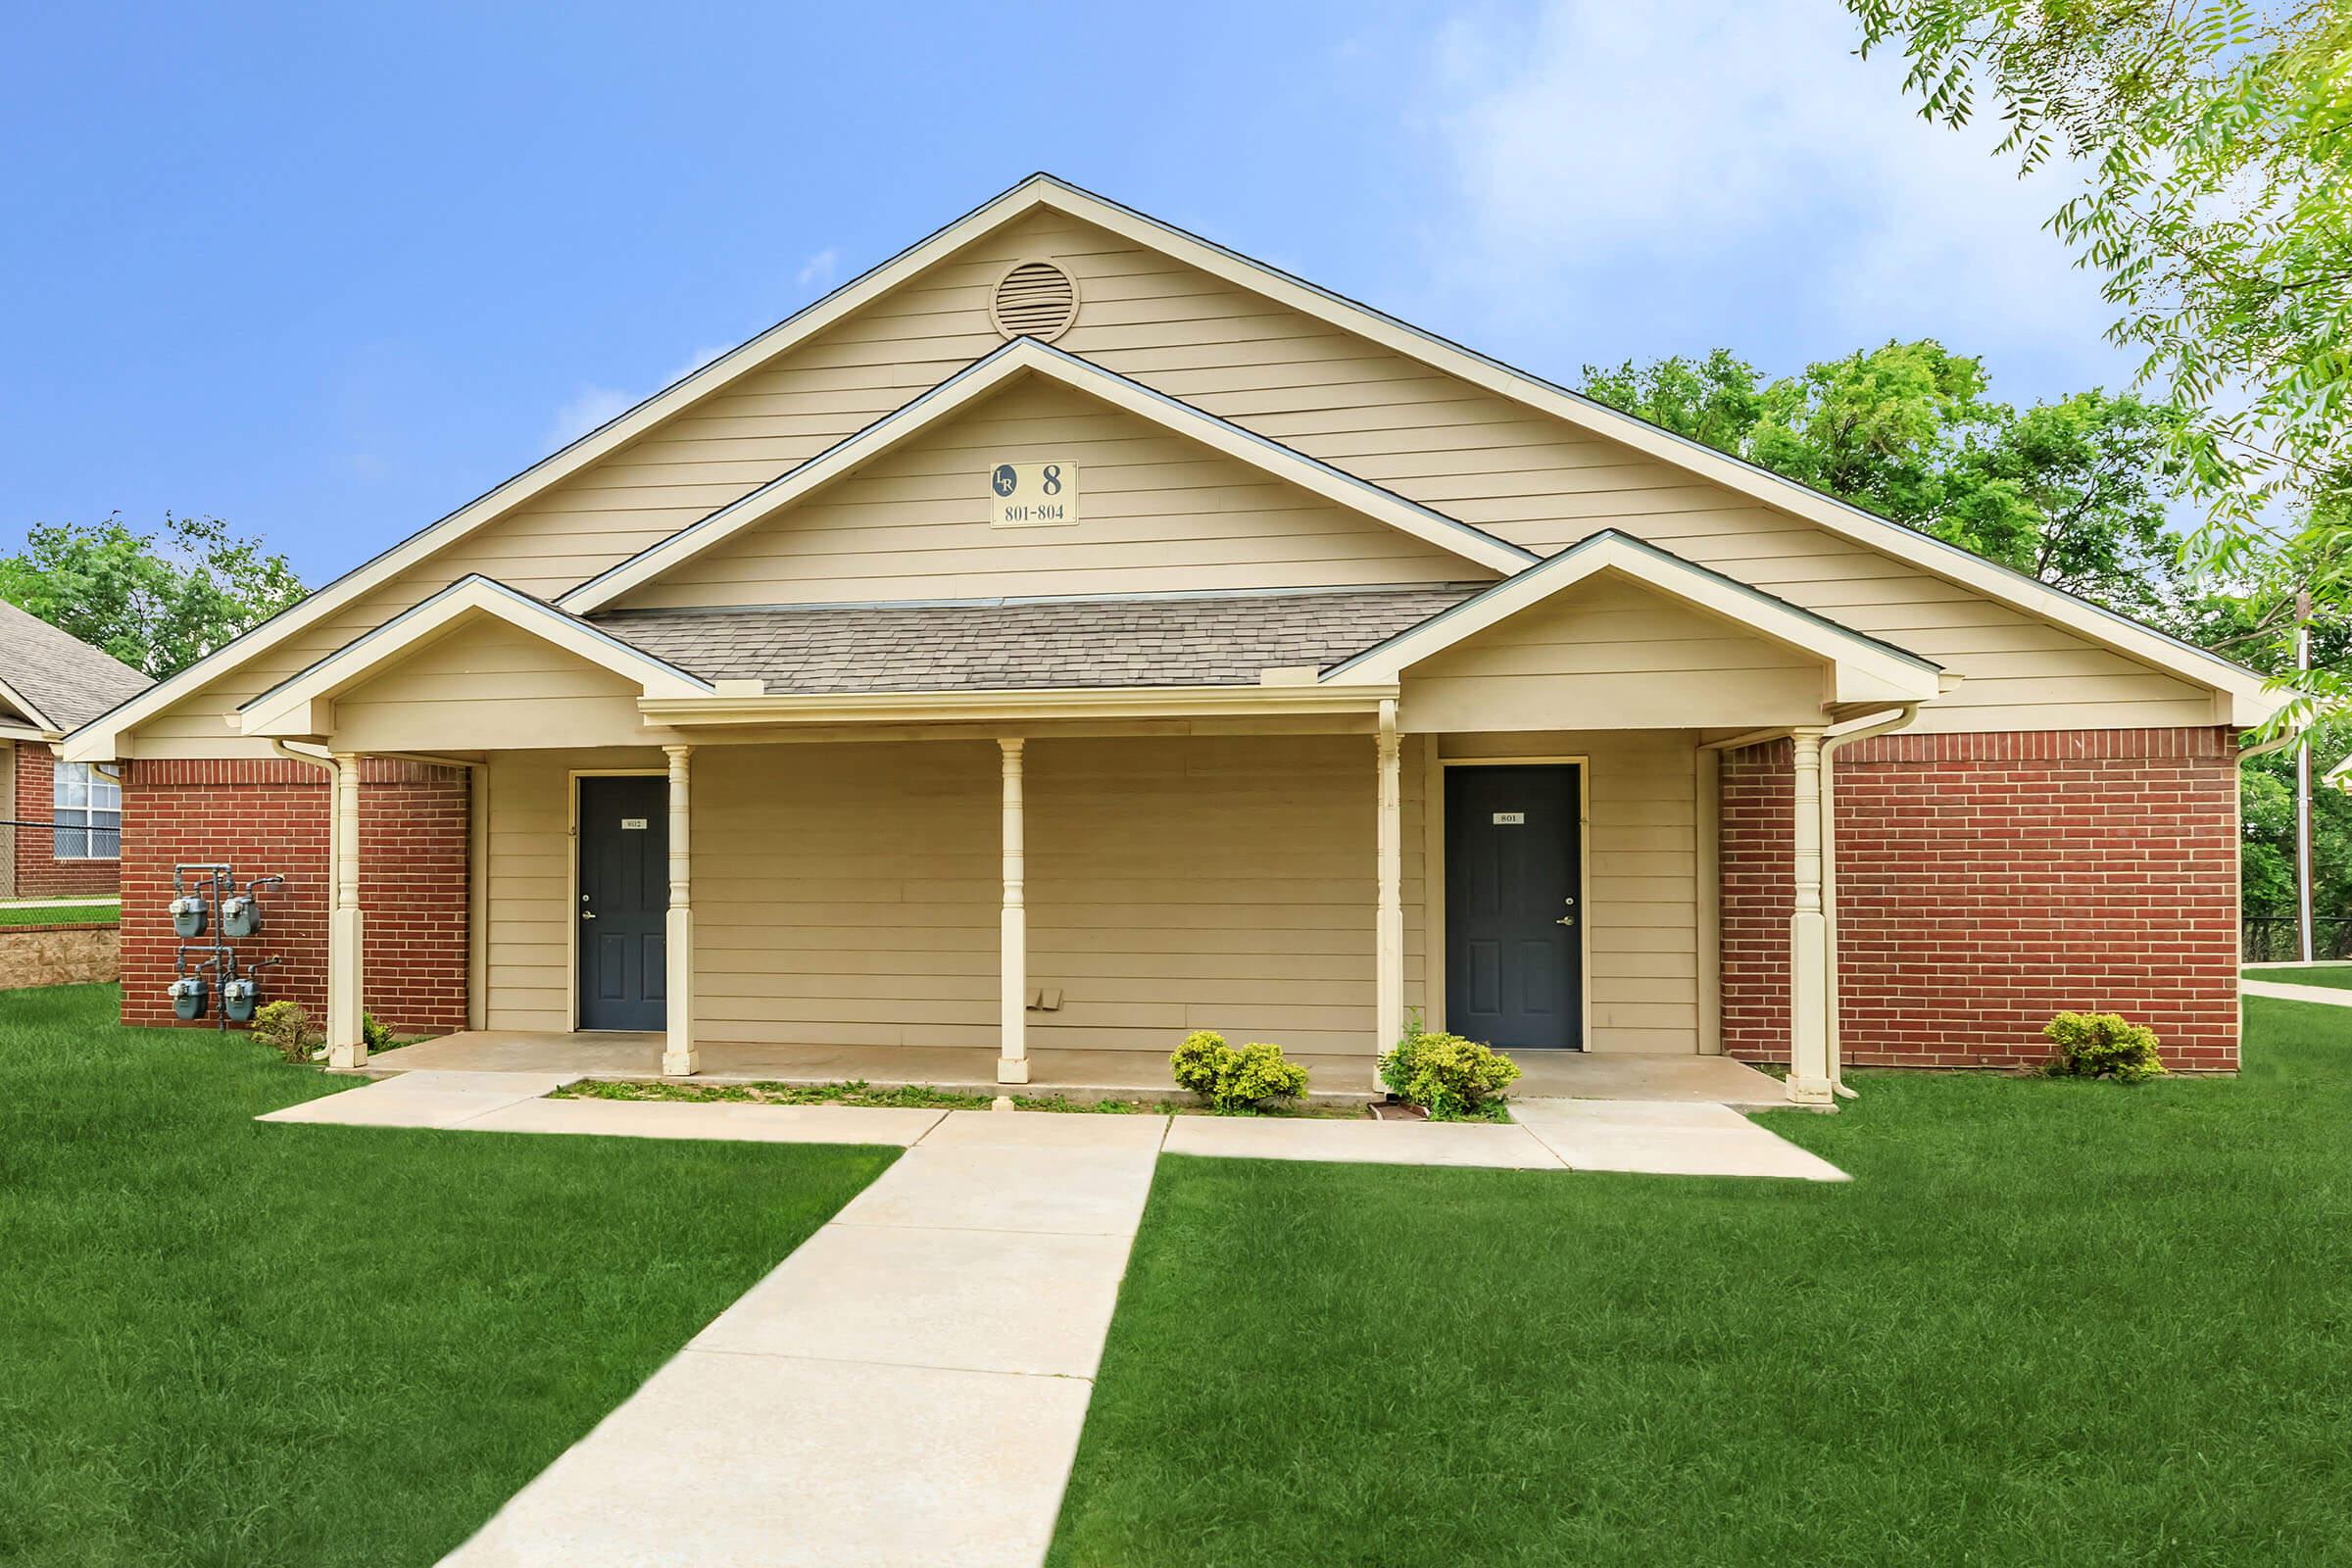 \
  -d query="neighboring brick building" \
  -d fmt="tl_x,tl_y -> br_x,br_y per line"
0,601 -> 149,901
51,175 -> 2281,1094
